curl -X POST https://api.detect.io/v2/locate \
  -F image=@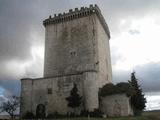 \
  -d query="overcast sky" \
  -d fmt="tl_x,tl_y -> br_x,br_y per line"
0,0 -> 160,109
